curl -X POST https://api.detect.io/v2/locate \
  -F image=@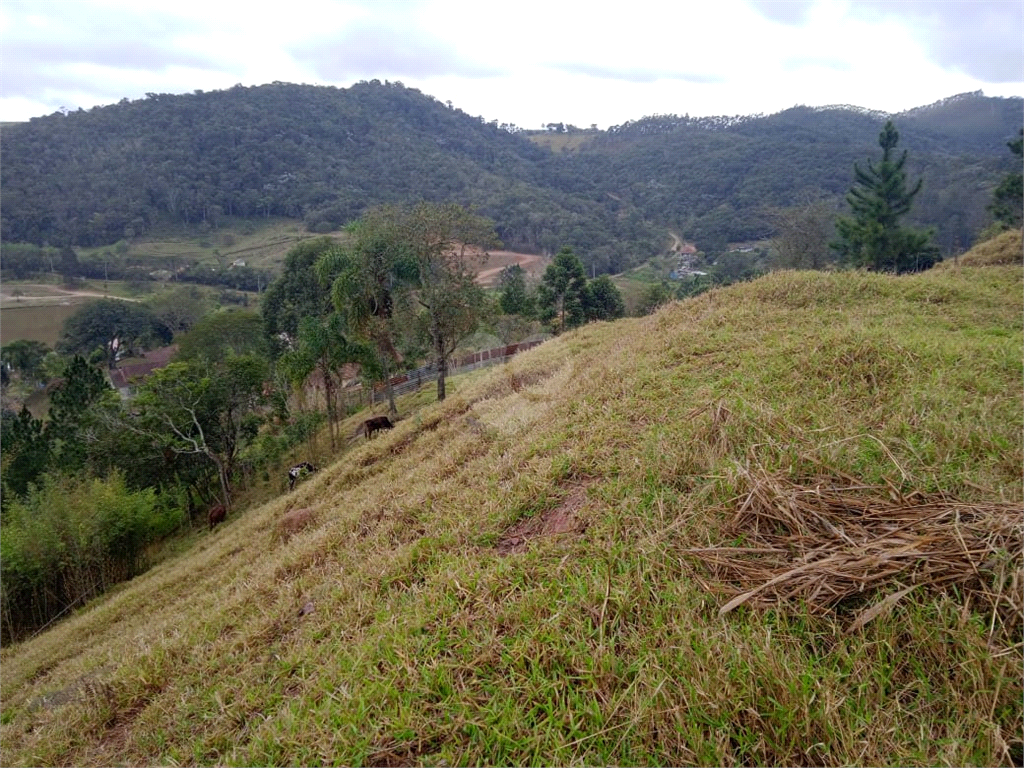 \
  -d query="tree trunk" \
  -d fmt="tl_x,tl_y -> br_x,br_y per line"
207,451 -> 232,510
322,362 -> 336,450
381,353 -> 398,416
435,334 -> 447,402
